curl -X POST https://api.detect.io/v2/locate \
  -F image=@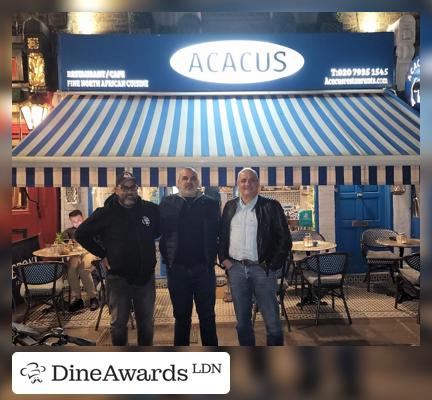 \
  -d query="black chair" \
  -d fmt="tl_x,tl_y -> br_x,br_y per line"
361,229 -> 400,292
91,259 -> 135,331
17,261 -> 66,327
300,252 -> 352,326
252,257 -> 291,332
395,252 -> 420,324
290,230 -> 326,294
